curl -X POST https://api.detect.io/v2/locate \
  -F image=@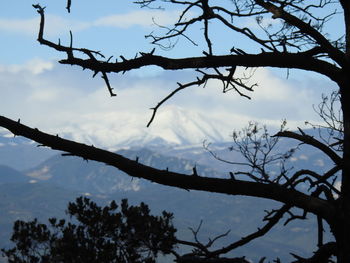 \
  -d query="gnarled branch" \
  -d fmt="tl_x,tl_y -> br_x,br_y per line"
0,115 -> 335,222
273,130 -> 342,166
